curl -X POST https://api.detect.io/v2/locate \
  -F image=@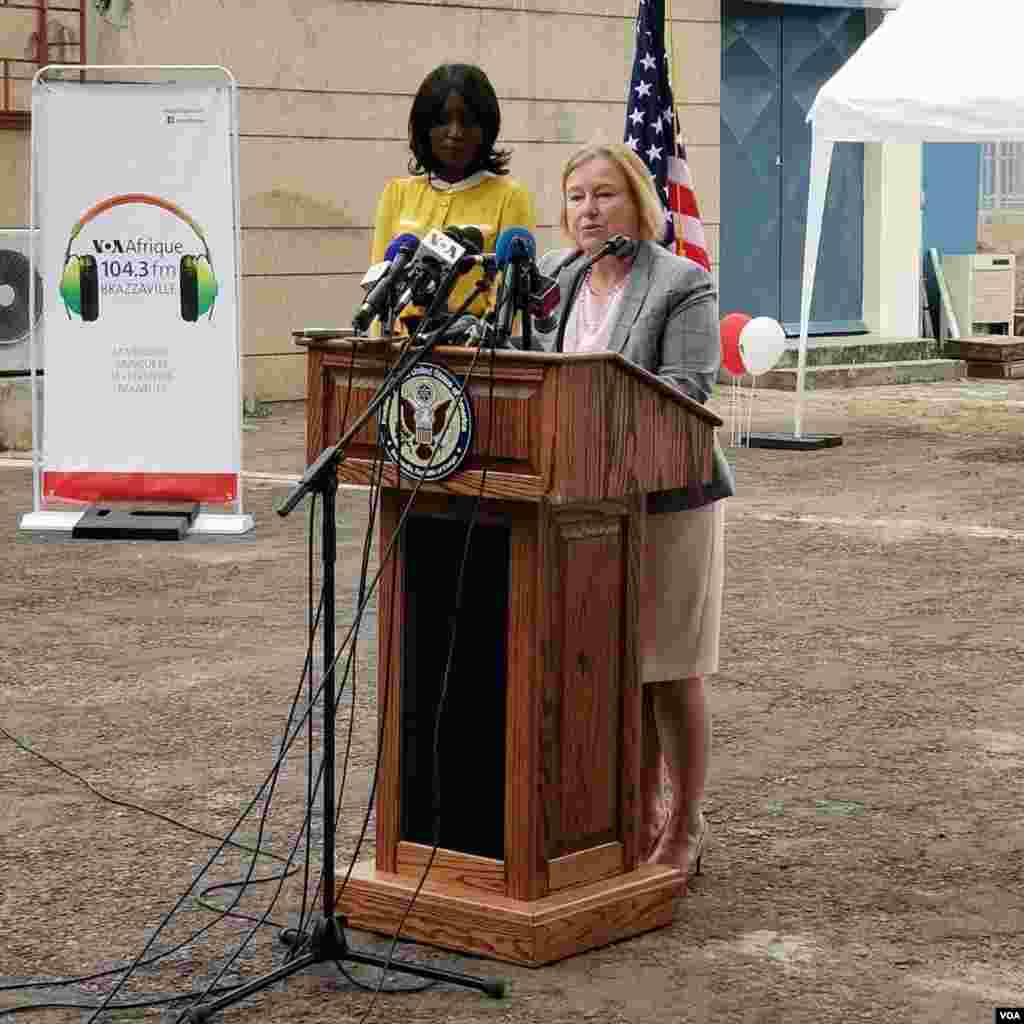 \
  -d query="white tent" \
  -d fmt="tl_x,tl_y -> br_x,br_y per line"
796,0 -> 1024,435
